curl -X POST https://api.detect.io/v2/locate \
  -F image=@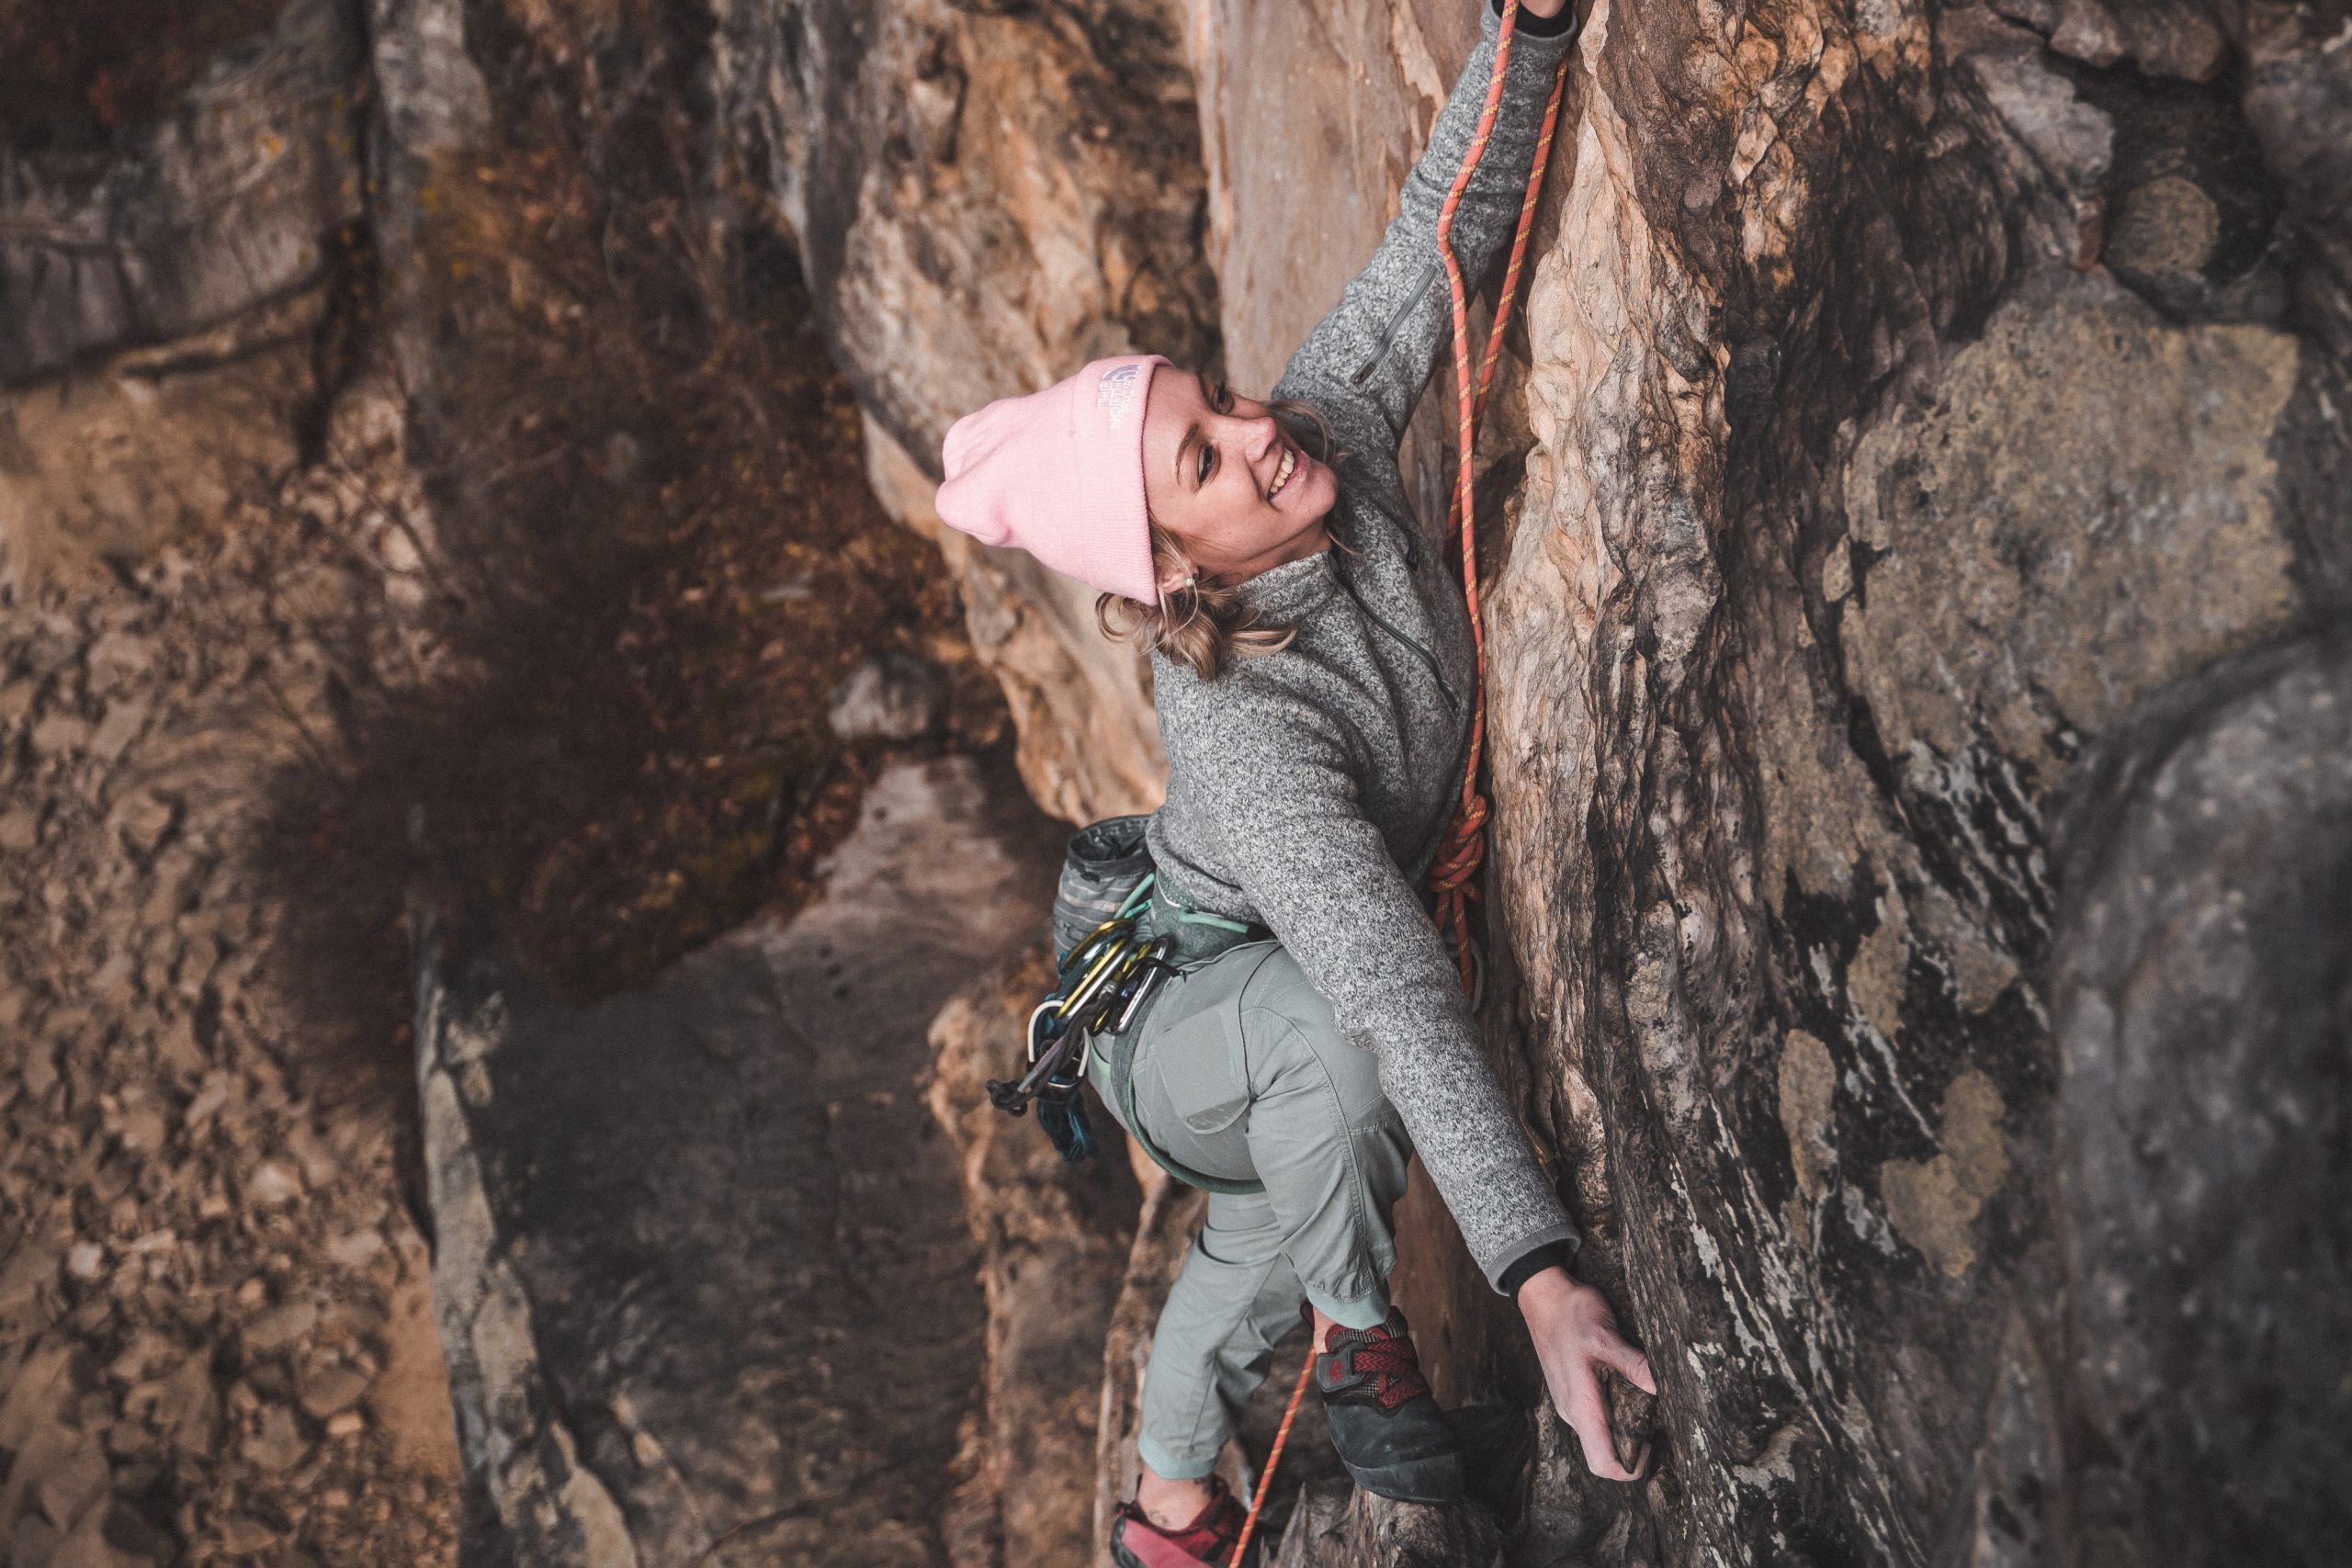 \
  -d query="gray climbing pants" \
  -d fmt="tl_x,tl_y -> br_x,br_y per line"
1089,940 -> 1413,1481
